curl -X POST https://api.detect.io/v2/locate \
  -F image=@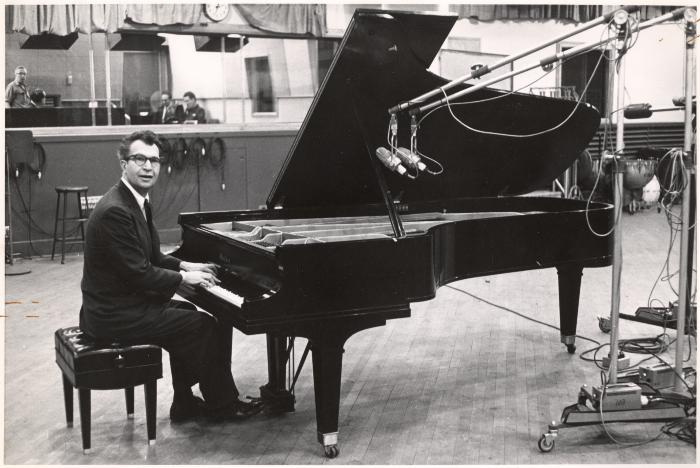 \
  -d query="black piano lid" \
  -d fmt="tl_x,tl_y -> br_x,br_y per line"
267,9 -> 601,211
